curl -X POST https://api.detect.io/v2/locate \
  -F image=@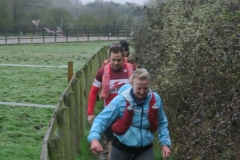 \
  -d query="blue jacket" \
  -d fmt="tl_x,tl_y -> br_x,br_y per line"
87,84 -> 171,147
